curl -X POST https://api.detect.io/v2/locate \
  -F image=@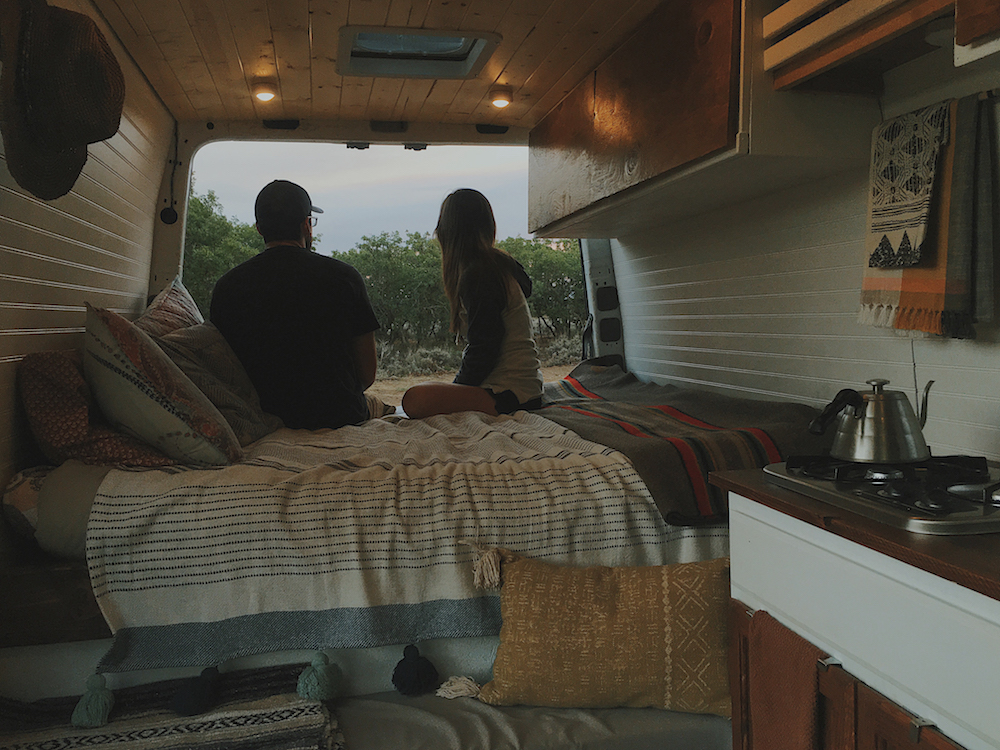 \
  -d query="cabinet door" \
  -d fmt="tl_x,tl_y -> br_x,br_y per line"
956,0 -> 1000,46
857,683 -> 967,750
731,601 -> 843,750
527,0 -> 740,231
818,664 -> 856,750
729,598 -> 753,750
